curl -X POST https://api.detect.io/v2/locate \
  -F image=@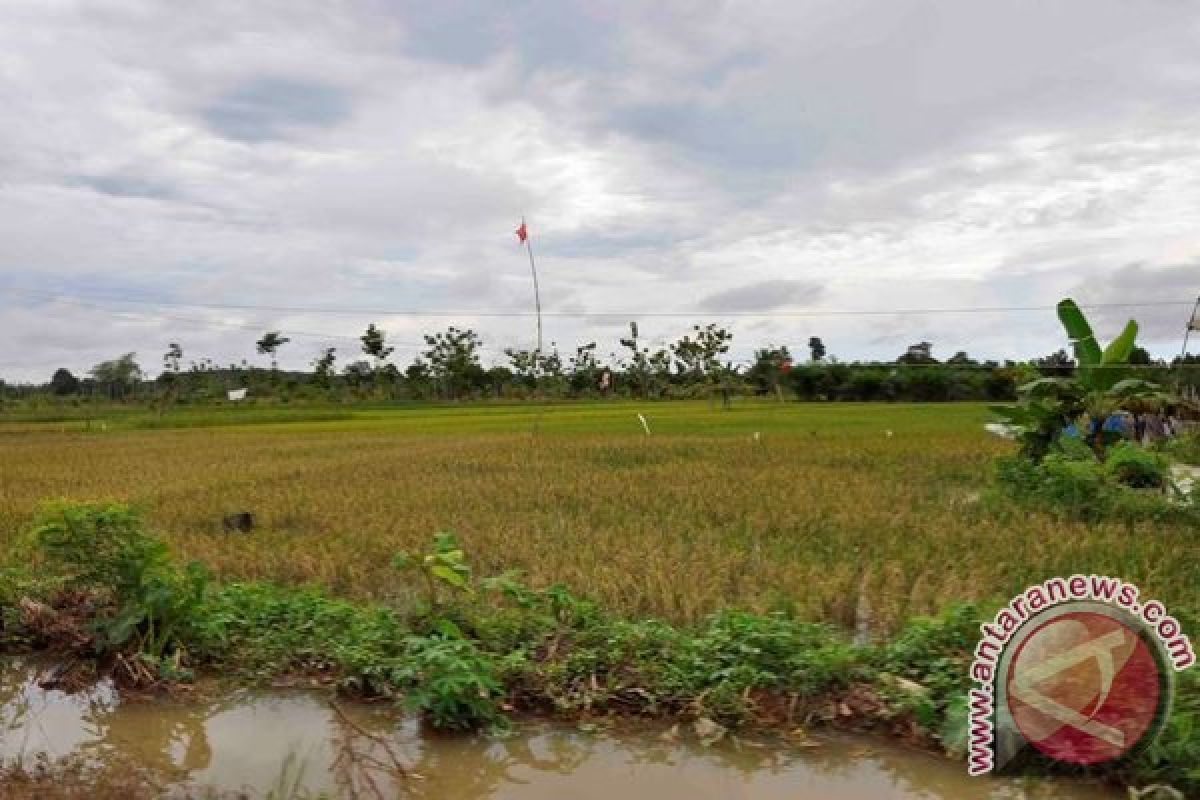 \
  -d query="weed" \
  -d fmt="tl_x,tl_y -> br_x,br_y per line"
392,634 -> 504,730
1159,429 -> 1200,466
32,503 -> 208,665
1105,441 -> 1168,489
393,532 -> 472,613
